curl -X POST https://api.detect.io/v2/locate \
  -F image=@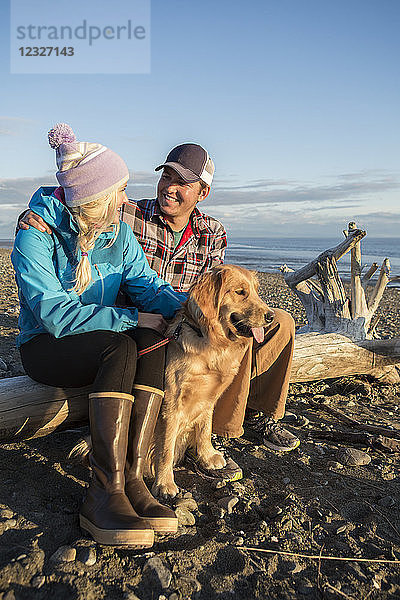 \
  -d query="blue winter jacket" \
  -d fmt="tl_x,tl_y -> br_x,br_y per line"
11,187 -> 186,347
